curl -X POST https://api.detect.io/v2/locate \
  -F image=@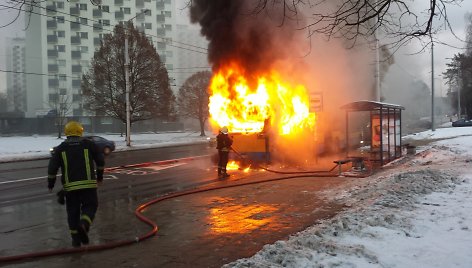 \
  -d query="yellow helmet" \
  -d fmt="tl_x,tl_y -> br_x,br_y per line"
220,126 -> 228,134
64,121 -> 84,137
